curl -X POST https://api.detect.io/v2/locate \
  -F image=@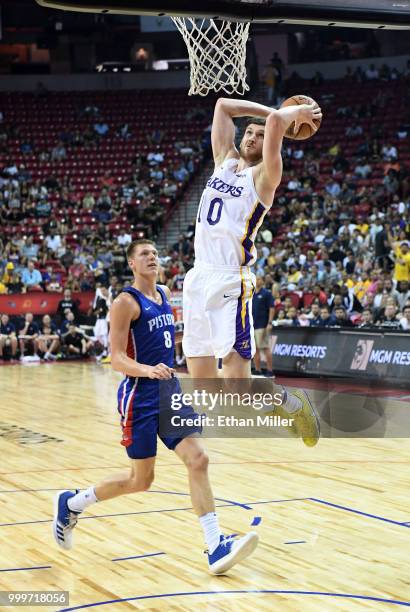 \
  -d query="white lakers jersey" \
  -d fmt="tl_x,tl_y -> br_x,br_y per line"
194,158 -> 269,267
